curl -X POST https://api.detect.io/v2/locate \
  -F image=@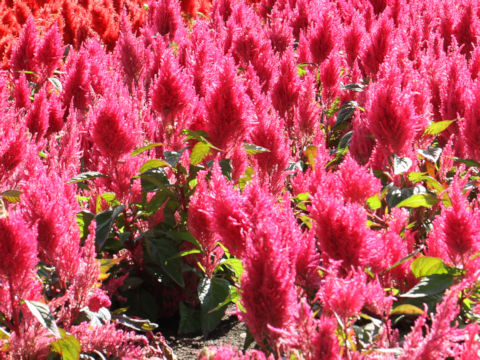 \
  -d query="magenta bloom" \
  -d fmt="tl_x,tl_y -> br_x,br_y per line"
426,178 -> 480,266
37,24 -> 64,81
10,16 -> 38,77
205,58 -> 253,152
92,96 -> 137,159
